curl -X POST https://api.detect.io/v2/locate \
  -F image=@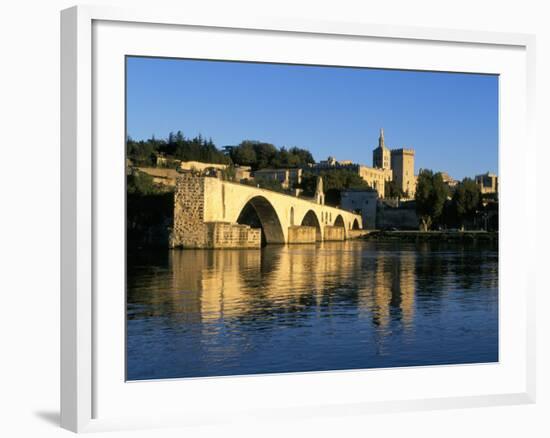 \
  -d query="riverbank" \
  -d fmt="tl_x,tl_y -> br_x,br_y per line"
363,230 -> 498,242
